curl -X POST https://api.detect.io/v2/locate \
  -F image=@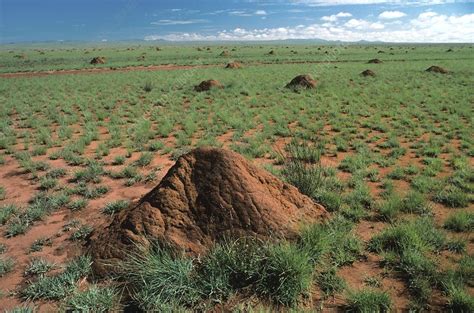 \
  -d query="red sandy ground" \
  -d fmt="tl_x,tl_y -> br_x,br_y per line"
0,88 -> 472,311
